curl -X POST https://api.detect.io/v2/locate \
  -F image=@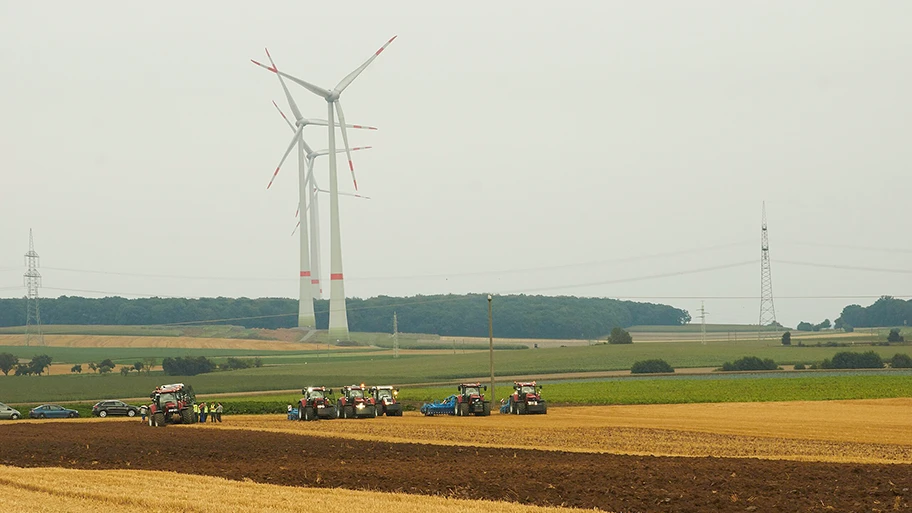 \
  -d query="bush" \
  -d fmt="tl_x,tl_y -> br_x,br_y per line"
820,351 -> 884,370
889,353 -> 912,368
720,356 -> 778,372
162,356 -> 216,376
793,363 -> 806,370
781,332 -> 791,346
887,328 -> 905,343
630,359 -> 674,374
608,327 -> 633,344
